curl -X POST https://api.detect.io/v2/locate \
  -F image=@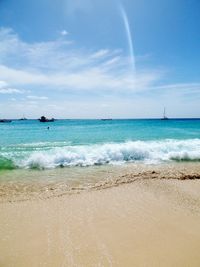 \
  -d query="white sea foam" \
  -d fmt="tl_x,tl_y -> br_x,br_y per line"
11,139 -> 200,169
